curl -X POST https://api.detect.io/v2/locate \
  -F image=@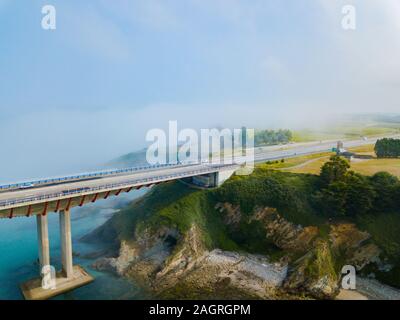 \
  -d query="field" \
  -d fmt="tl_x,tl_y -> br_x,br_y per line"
292,125 -> 400,143
350,159 -> 400,177
257,152 -> 332,170
268,144 -> 400,177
